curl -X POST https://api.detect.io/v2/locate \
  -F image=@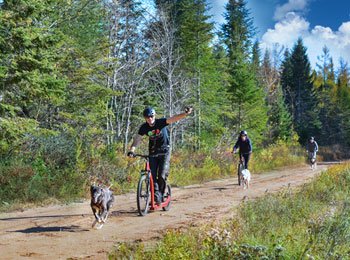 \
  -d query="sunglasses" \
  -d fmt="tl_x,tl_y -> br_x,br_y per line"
145,115 -> 155,119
